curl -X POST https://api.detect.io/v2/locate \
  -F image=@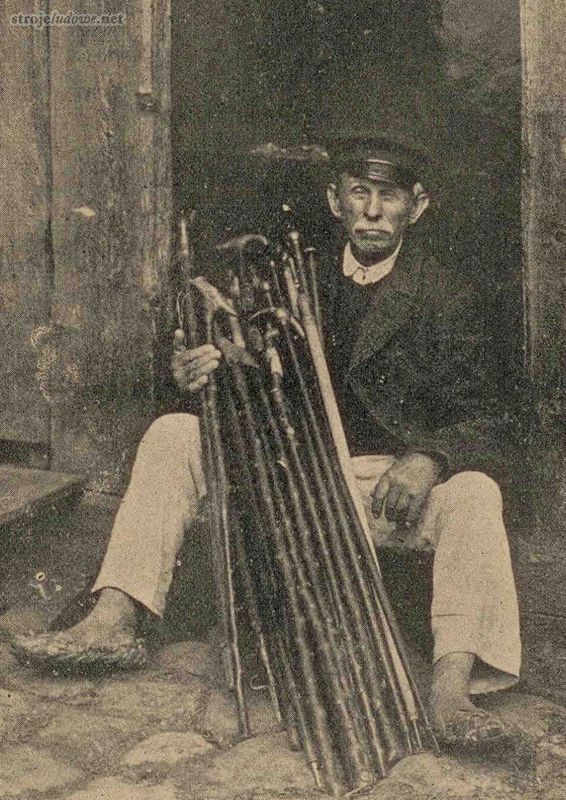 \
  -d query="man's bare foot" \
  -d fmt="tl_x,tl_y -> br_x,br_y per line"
430,652 -> 522,754
51,588 -> 139,649
11,589 -> 147,672
430,652 -> 476,730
